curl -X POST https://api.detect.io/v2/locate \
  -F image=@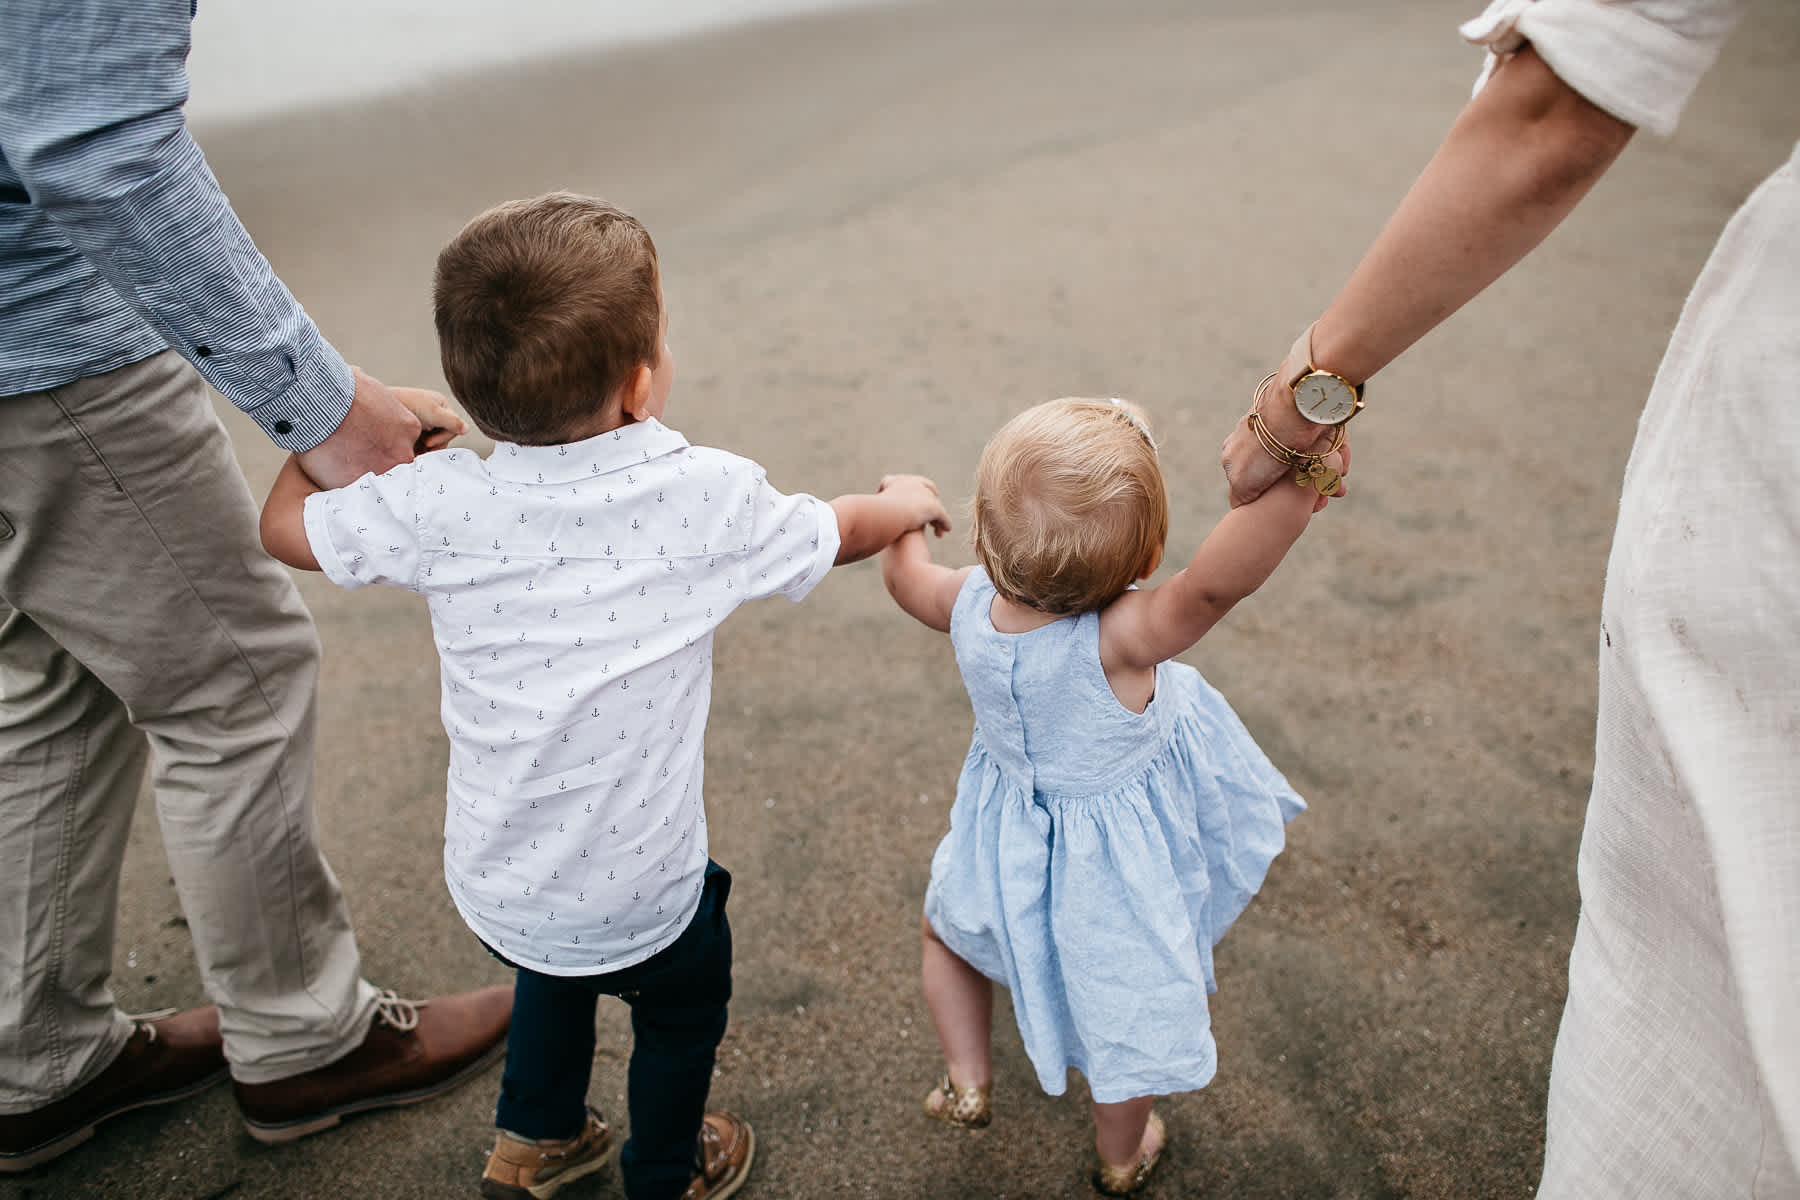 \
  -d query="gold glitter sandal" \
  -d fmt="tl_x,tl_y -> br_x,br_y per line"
922,1075 -> 991,1129
1092,1111 -> 1166,1196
